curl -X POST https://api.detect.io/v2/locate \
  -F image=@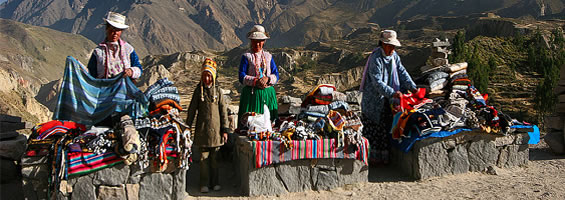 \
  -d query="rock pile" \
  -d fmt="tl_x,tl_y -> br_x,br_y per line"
0,114 -> 31,200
